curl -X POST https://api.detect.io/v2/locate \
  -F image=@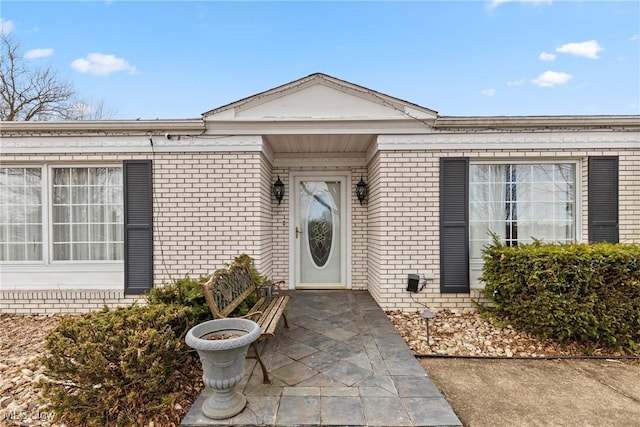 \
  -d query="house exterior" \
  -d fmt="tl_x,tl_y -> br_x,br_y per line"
1,73 -> 639,315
